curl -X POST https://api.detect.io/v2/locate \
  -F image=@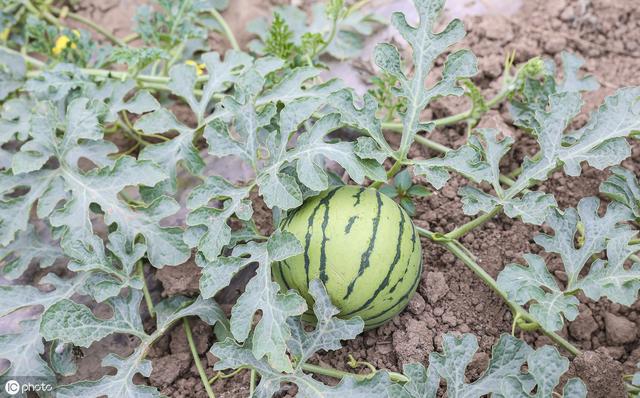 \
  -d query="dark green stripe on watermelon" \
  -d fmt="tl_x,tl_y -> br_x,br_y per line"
353,186 -> 365,205
390,222 -> 418,294
342,190 -> 383,300
318,189 -> 338,284
303,187 -> 339,287
344,215 -> 358,234
361,262 -> 422,325
277,259 -> 293,291
343,205 -> 407,316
